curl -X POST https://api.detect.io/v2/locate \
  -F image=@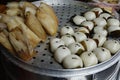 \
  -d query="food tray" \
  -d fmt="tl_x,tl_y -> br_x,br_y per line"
0,0 -> 120,78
